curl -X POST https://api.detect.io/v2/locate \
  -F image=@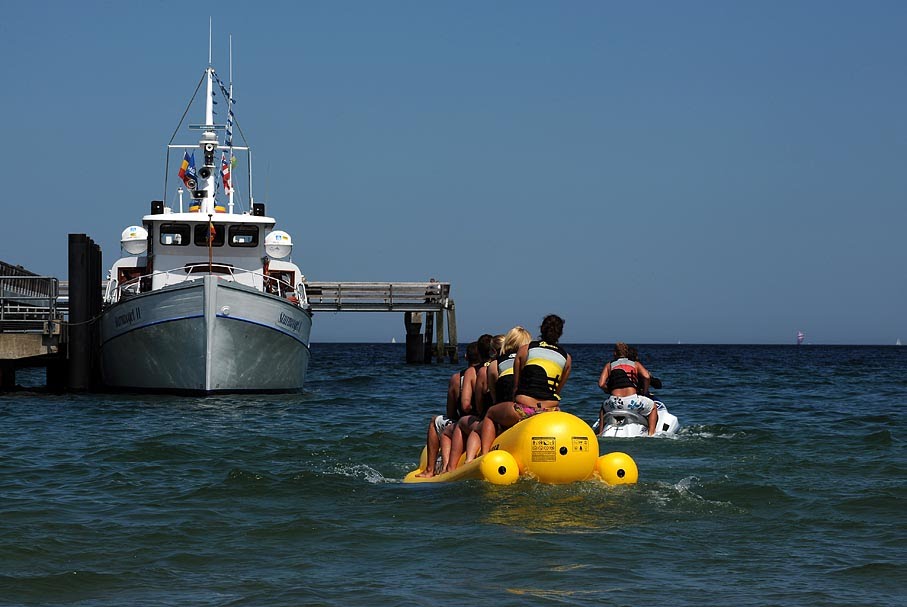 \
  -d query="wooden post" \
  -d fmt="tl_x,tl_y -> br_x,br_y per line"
67,234 -> 101,390
435,310 -> 444,362
447,300 -> 458,363
423,310 -> 434,363
0,365 -> 14,390
404,311 -> 423,364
